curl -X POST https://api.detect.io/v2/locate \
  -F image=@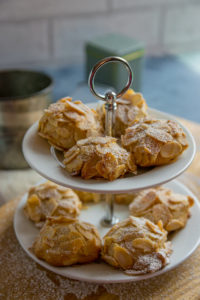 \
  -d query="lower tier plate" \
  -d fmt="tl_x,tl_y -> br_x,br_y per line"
14,179 -> 200,284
